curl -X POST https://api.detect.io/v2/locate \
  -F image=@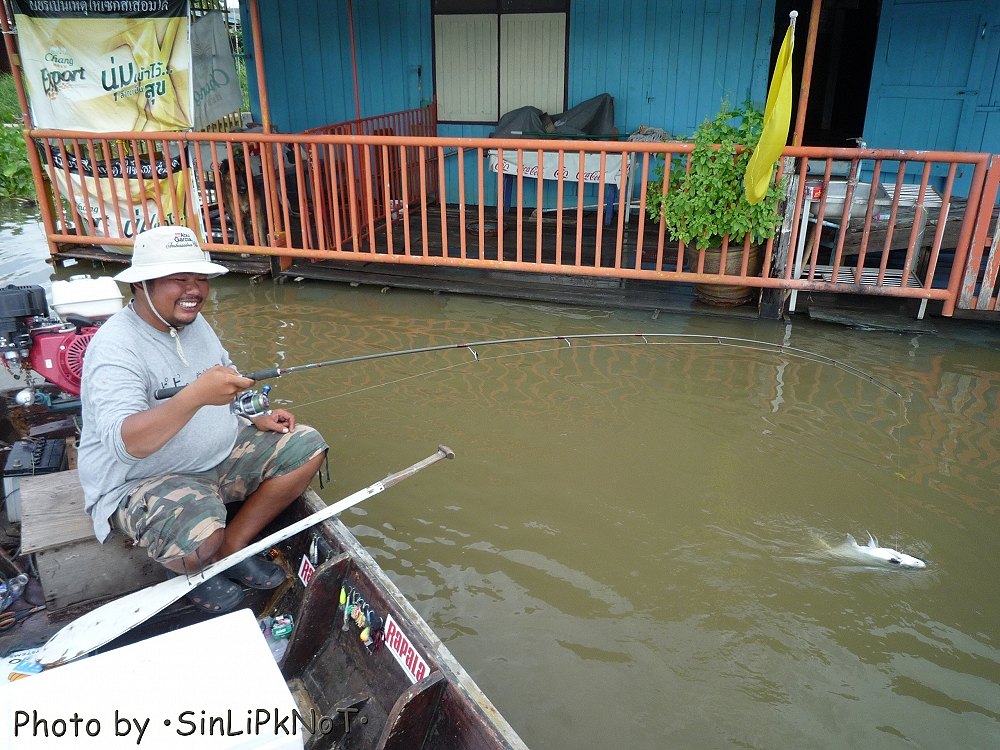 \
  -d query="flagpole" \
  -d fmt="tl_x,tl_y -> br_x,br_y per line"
792,0 -> 823,147
744,8 -> 795,204
248,0 -> 272,134
774,10 -> 797,185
